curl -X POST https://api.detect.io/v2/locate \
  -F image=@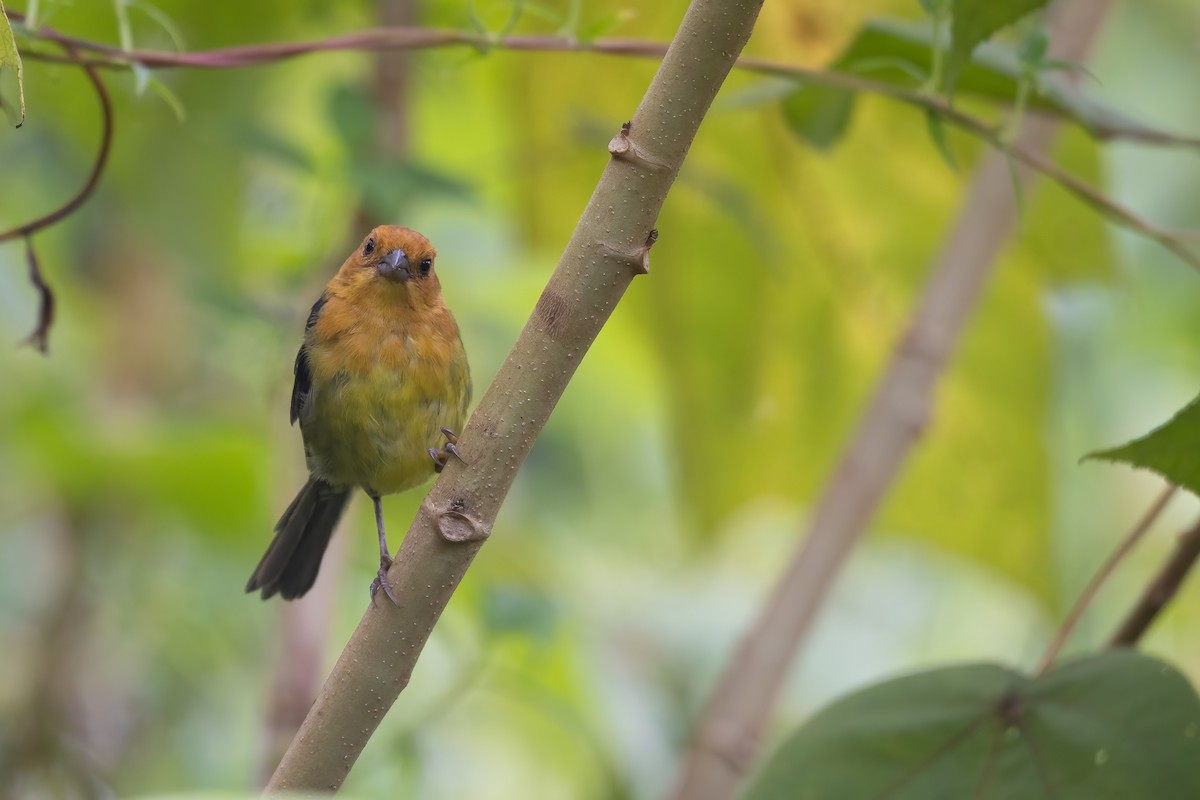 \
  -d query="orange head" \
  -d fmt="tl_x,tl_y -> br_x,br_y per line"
333,225 -> 443,306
